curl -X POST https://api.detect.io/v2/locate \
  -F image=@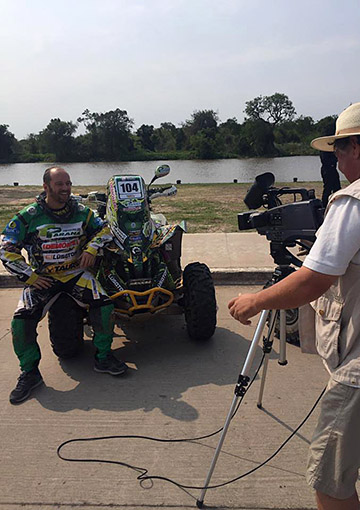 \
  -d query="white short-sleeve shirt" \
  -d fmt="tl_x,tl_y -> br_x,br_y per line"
303,196 -> 360,276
